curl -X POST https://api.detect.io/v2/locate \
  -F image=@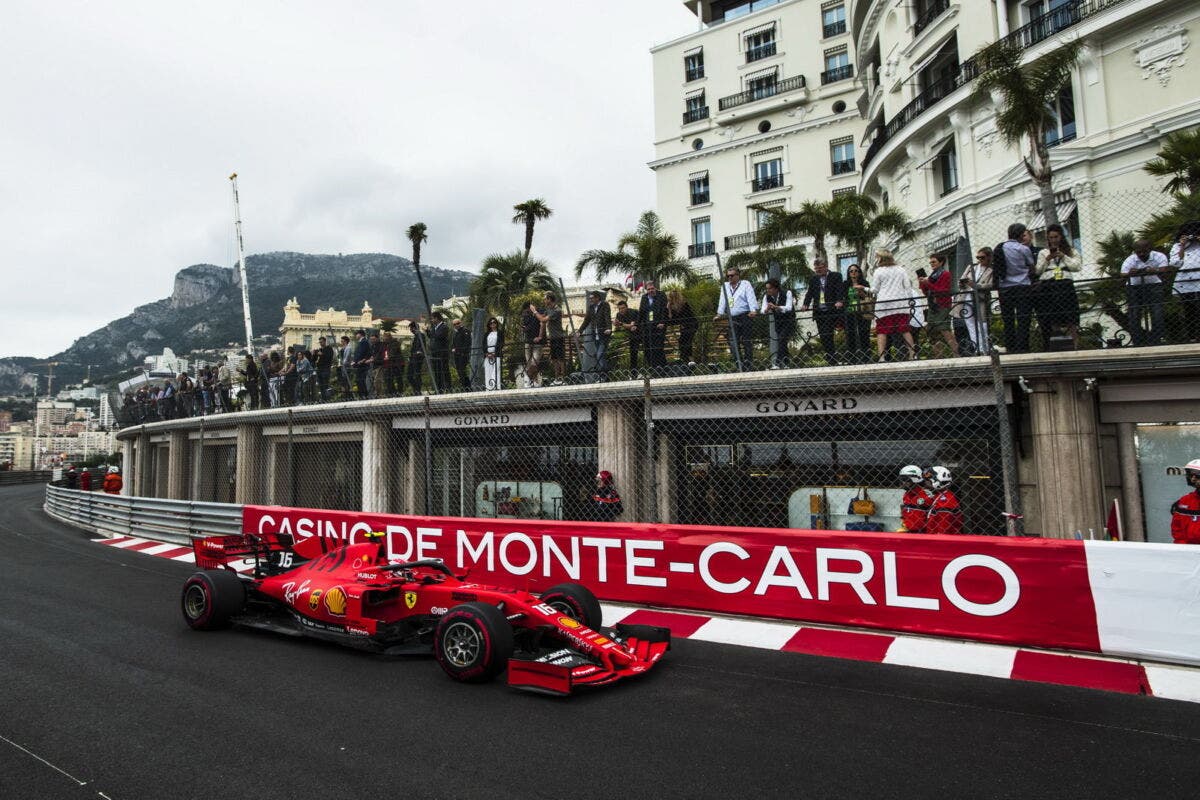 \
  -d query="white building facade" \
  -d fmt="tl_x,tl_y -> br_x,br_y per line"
651,0 -> 867,274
